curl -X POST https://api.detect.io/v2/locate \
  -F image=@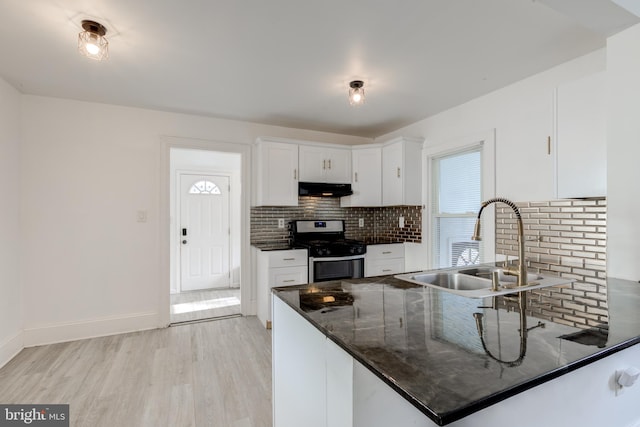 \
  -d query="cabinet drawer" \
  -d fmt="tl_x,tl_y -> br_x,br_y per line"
366,244 -> 404,260
270,266 -> 308,287
365,259 -> 405,278
268,249 -> 308,268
